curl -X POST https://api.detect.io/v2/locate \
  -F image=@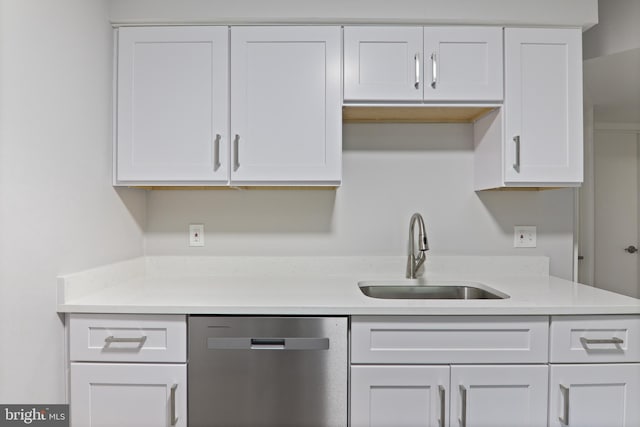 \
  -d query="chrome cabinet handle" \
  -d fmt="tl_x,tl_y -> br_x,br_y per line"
459,385 -> 467,427
414,53 -> 420,89
580,336 -> 624,346
233,134 -> 240,172
170,384 -> 178,426
559,384 -> 570,425
438,385 -> 445,427
213,134 -> 221,172
104,336 -> 147,345
513,135 -> 521,172
431,53 -> 437,89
